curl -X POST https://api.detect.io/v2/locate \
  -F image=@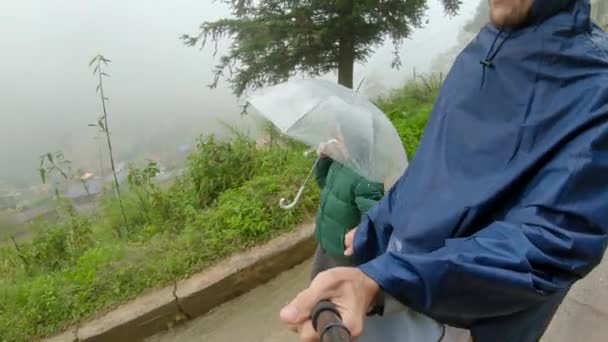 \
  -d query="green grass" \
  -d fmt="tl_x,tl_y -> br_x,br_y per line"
0,213 -> 21,245
0,80 -> 436,342
375,81 -> 439,158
